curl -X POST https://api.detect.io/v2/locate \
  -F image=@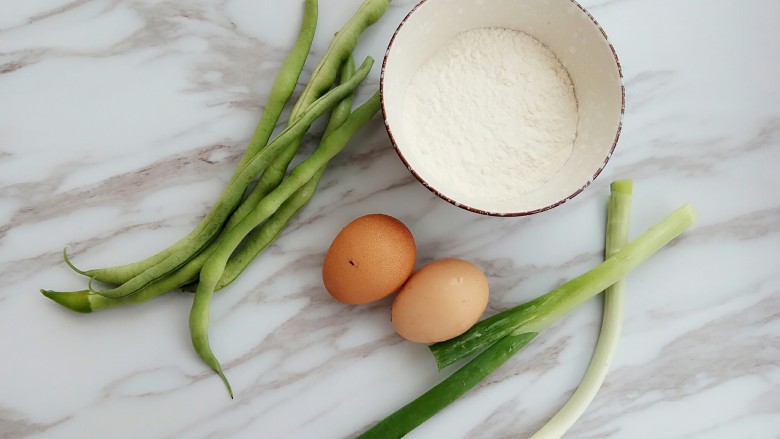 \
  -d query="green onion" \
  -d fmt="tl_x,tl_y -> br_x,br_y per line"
530,180 -> 632,439
357,332 -> 538,439
358,196 -> 697,438
430,202 -> 697,369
